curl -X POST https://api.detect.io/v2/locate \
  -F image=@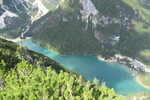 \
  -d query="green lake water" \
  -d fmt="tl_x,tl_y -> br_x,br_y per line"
19,40 -> 147,95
